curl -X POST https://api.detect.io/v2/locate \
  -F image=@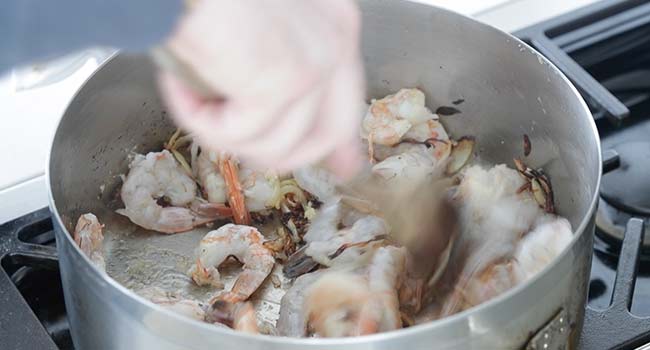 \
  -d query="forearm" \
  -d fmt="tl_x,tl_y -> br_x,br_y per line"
0,0 -> 183,71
